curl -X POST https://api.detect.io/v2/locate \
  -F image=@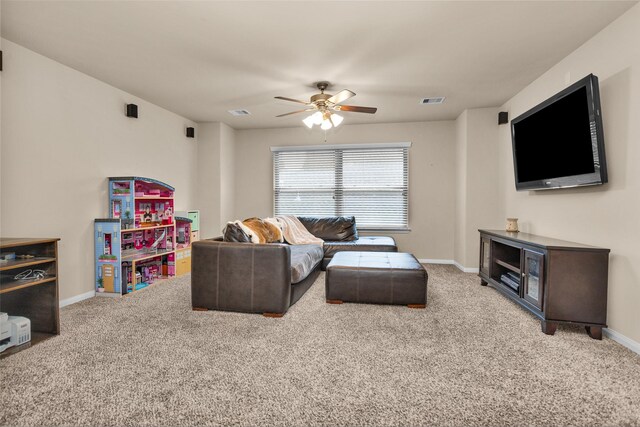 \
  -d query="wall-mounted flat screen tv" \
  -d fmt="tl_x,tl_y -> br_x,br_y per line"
511,74 -> 607,191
